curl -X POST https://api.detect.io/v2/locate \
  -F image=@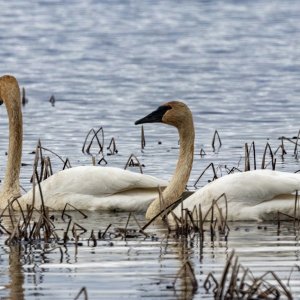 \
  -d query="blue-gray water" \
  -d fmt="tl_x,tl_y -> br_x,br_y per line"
1,0 -> 300,299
